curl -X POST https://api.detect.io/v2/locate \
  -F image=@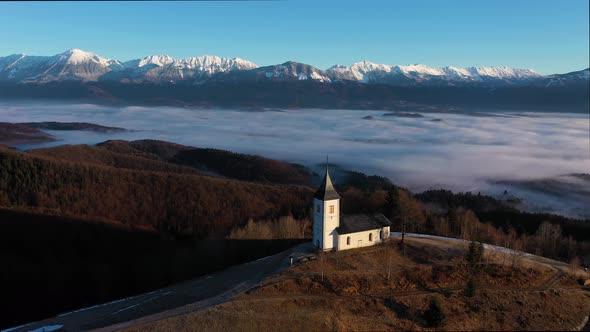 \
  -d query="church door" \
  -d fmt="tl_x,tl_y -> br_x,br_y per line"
357,240 -> 362,248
